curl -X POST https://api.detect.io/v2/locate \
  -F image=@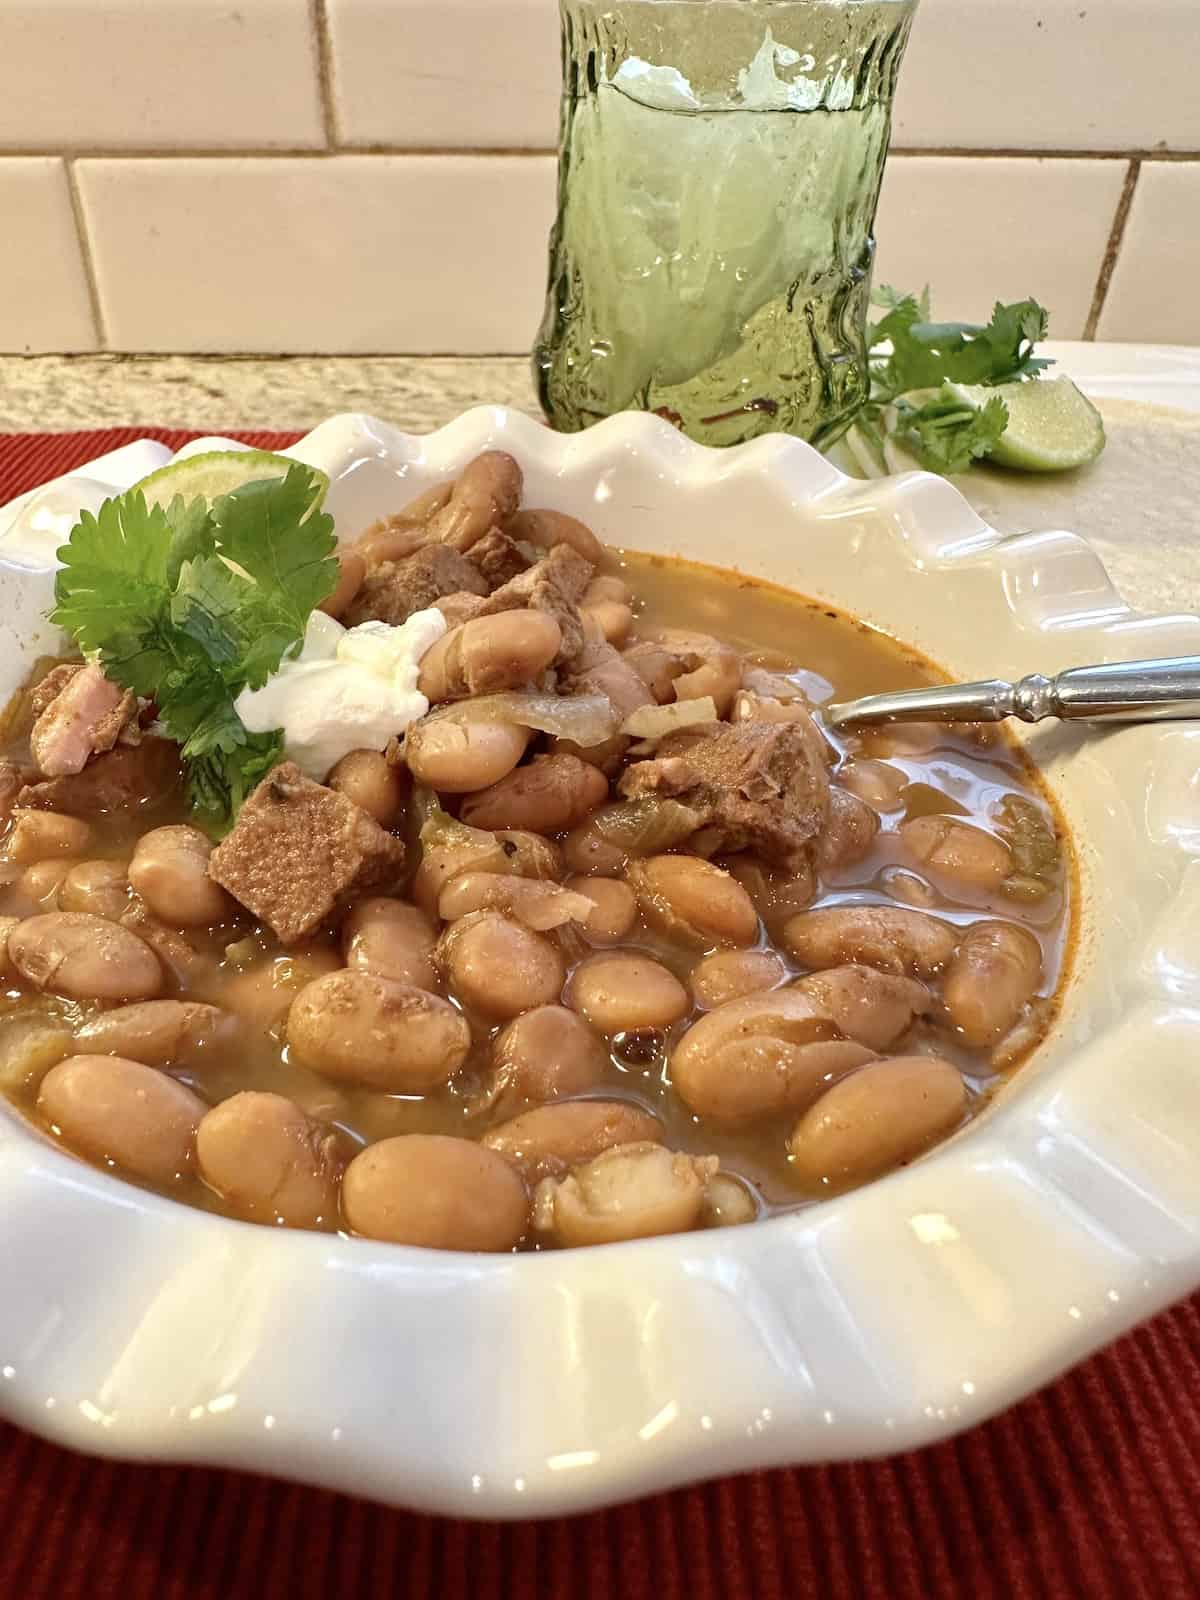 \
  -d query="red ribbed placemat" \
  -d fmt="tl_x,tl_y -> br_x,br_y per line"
3,428 -> 1200,1599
